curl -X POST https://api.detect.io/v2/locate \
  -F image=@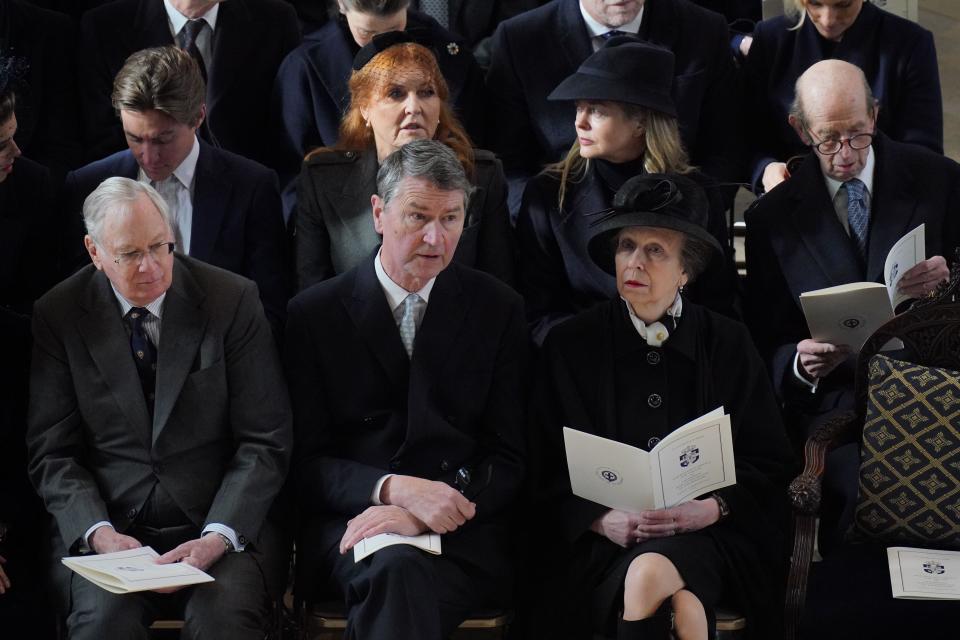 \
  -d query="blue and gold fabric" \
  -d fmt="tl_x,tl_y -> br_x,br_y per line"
854,355 -> 960,548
